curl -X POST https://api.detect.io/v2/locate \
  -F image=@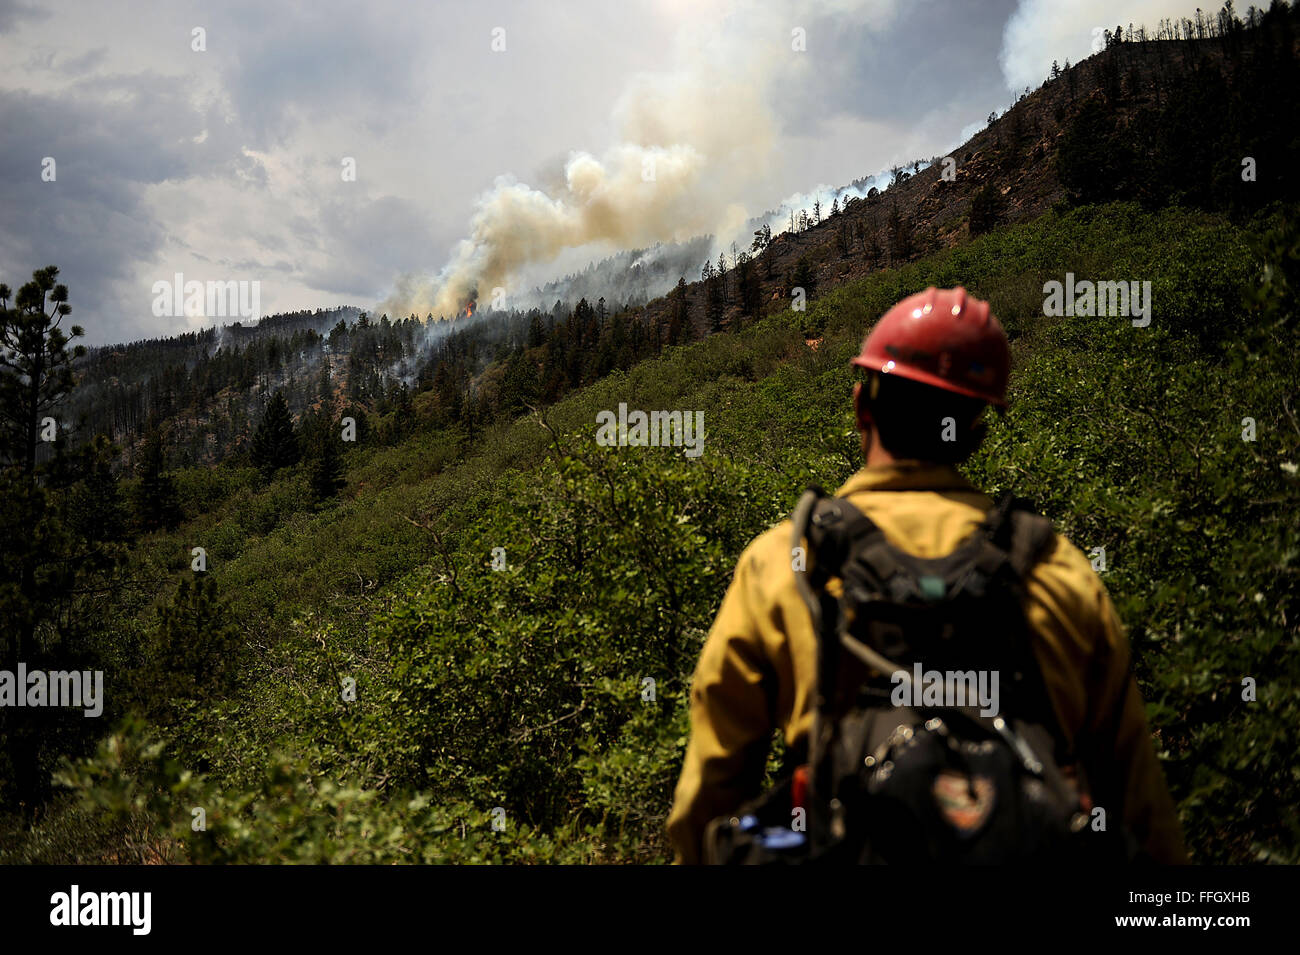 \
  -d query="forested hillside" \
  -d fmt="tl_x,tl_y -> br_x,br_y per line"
1,2 -> 1297,864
